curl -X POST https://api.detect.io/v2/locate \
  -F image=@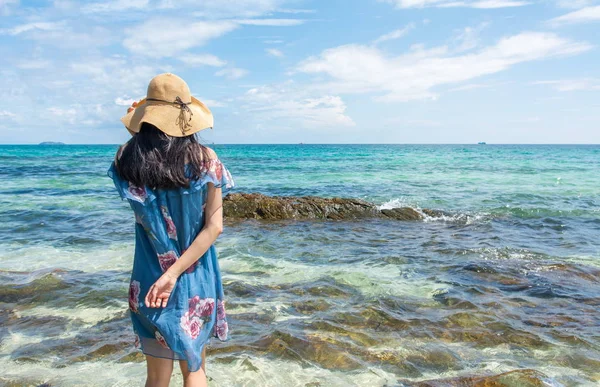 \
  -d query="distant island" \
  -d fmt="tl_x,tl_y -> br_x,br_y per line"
39,142 -> 65,145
